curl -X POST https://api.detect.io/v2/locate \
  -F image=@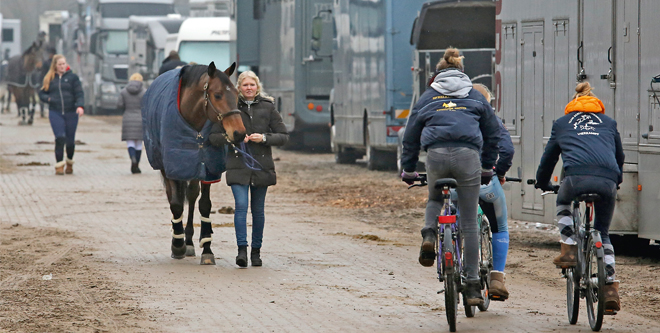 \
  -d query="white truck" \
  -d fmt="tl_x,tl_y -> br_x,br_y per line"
175,16 -> 236,76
